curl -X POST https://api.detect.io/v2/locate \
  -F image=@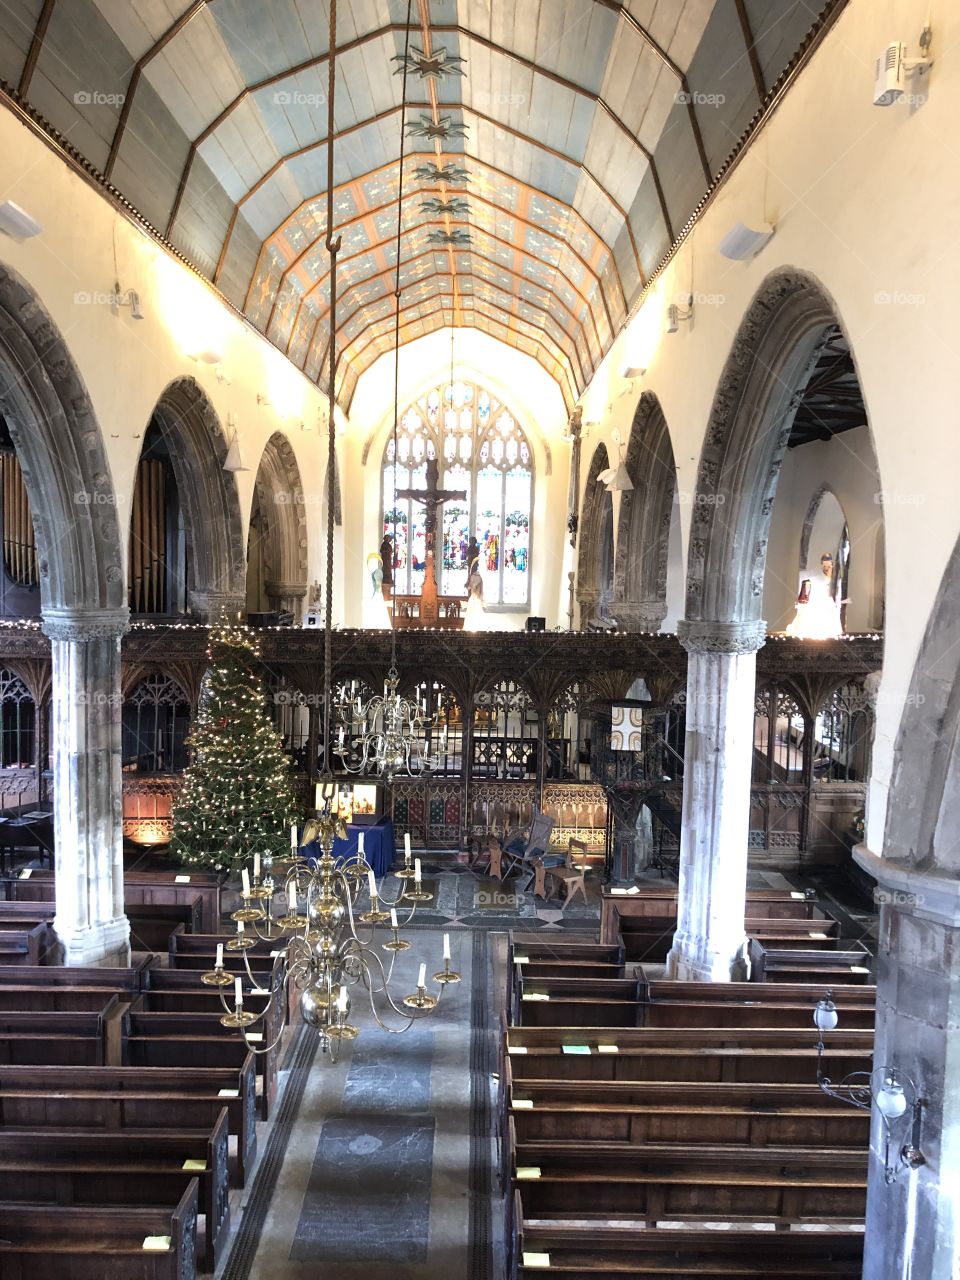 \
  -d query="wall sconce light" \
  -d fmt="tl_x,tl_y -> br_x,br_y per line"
223,412 -> 248,473
814,993 -> 926,1184
666,294 -> 694,333
114,283 -> 144,320
620,365 -> 646,381
0,201 -> 43,240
